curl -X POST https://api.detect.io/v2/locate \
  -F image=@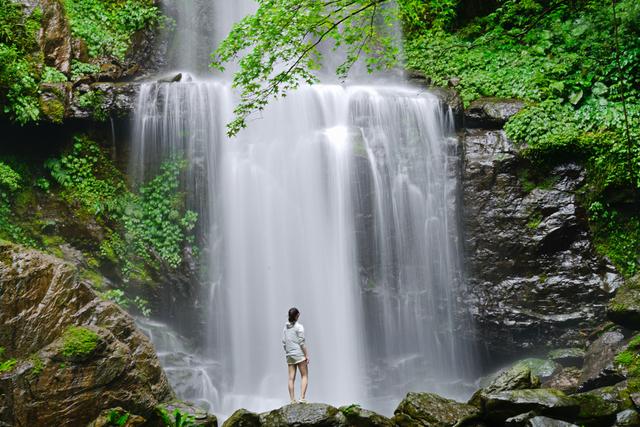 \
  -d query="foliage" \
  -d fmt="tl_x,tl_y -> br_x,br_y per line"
213,0 -> 407,135
76,90 -> 107,121
0,358 -> 16,373
615,334 -> 640,377
61,326 -> 99,358
0,160 -> 34,245
70,60 -> 101,81
0,0 -> 42,123
41,66 -> 68,83
107,409 -> 130,427
589,201 -> 640,277
29,354 -> 44,377
0,347 -> 4,360
101,289 -> 151,317
157,407 -> 196,427
63,0 -> 163,59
